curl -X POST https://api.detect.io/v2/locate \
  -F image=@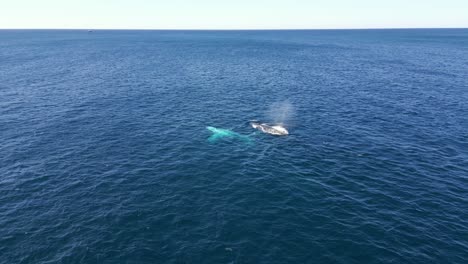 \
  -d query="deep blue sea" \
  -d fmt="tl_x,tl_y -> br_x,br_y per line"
1,29 -> 467,263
